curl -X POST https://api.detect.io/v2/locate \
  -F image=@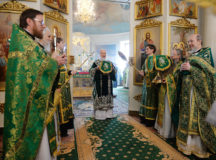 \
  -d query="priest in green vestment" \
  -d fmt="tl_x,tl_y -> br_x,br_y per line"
55,37 -> 75,137
89,49 -> 116,120
176,34 -> 216,158
3,9 -> 66,160
139,44 -> 159,127
155,48 -> 183,138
